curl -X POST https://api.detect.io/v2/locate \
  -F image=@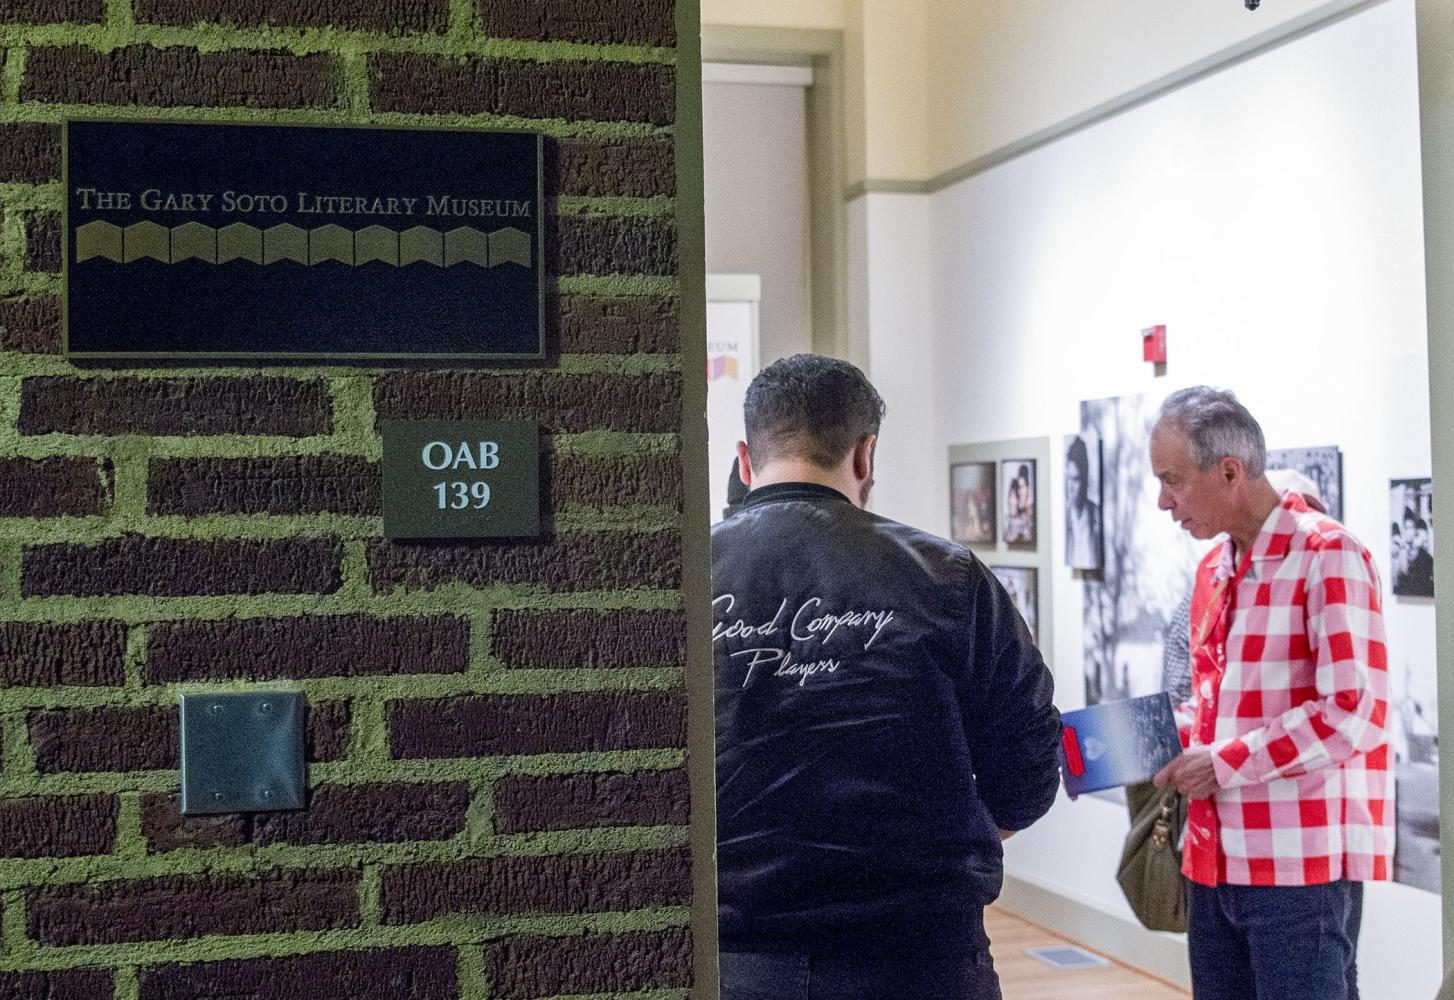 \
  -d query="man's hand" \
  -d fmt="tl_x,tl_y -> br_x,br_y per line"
1153,747 -> 1220,799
